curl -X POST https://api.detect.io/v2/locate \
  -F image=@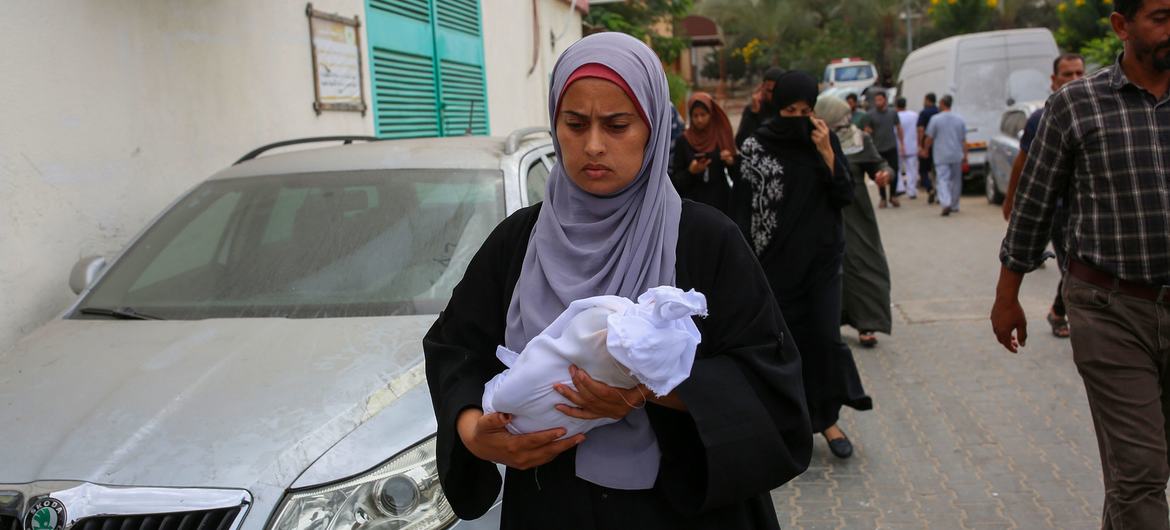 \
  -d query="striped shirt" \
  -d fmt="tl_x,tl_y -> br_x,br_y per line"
1000,57 -> 1170,285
